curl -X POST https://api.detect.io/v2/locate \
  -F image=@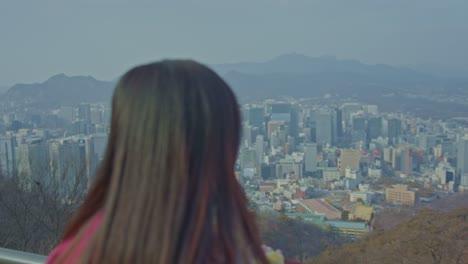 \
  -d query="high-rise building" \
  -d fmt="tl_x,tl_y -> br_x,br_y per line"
255,135 -> 264,165
49,139 -> 82,195
393,146 -> 412,175
352,116 -> 367,133
73,120 -> 93,135
457,136 -> 468,187
387,118 -> 401,144
270,131 -> 280,148
90,105 -> 104,125
367,116 -> 382,141
289,106 -> 299,138
239,147 -> 257,171
16,137 -> 49,190
332,108 -> 343,145
242,122 -> 252,147
92,133 -> 108,161
49,136 -> 98,194
316,111 -> 332,146
248,107 -> 264,129
78,103 -> 92,123
352,116 -> 367,143
306,120 -> 317,143
287,136 -> 295,154
383,146 -> 393,163
0,135 -> 16,177
441,139 -> 456,157
304,143 -> 317,173
78,137 -> 98,186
